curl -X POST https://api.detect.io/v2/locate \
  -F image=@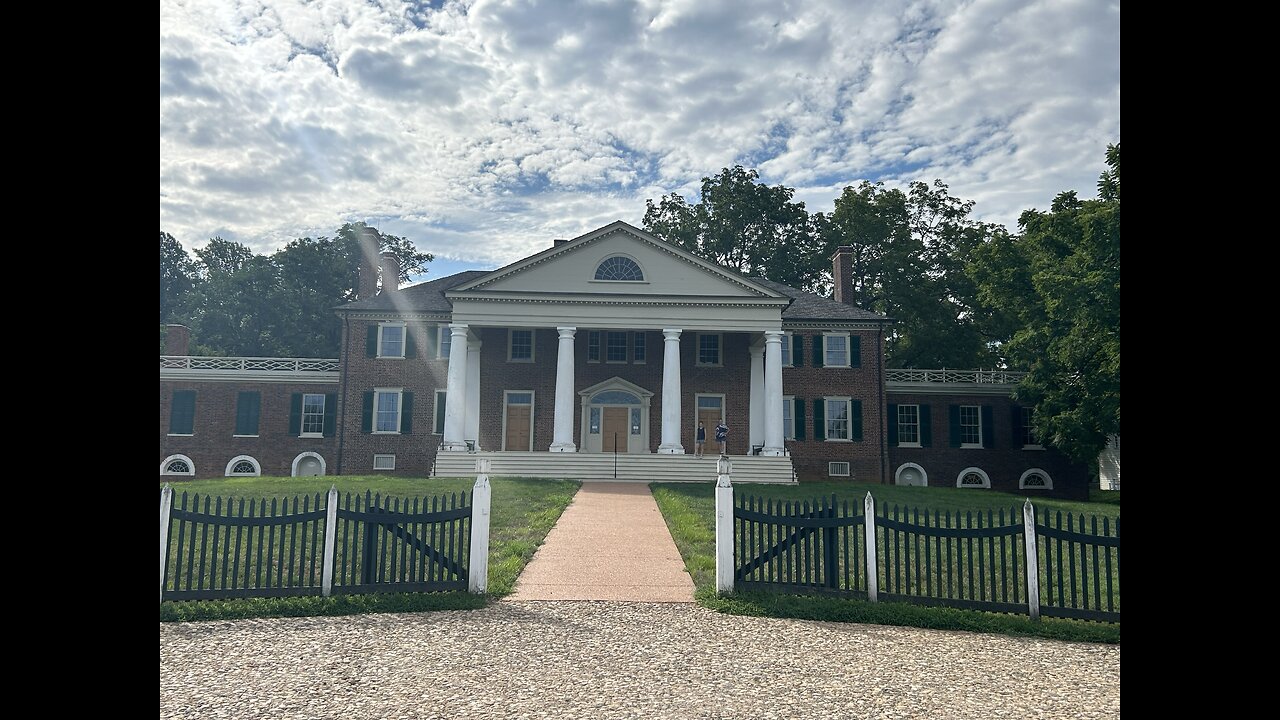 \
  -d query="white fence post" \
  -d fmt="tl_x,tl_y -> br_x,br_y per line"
714,458 -> 735,595
321,485 -> 339,597
1023,499 -> 1041,620
160,484 -> 173,604
864,492 -> 878,603
469,459 -> 493,594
